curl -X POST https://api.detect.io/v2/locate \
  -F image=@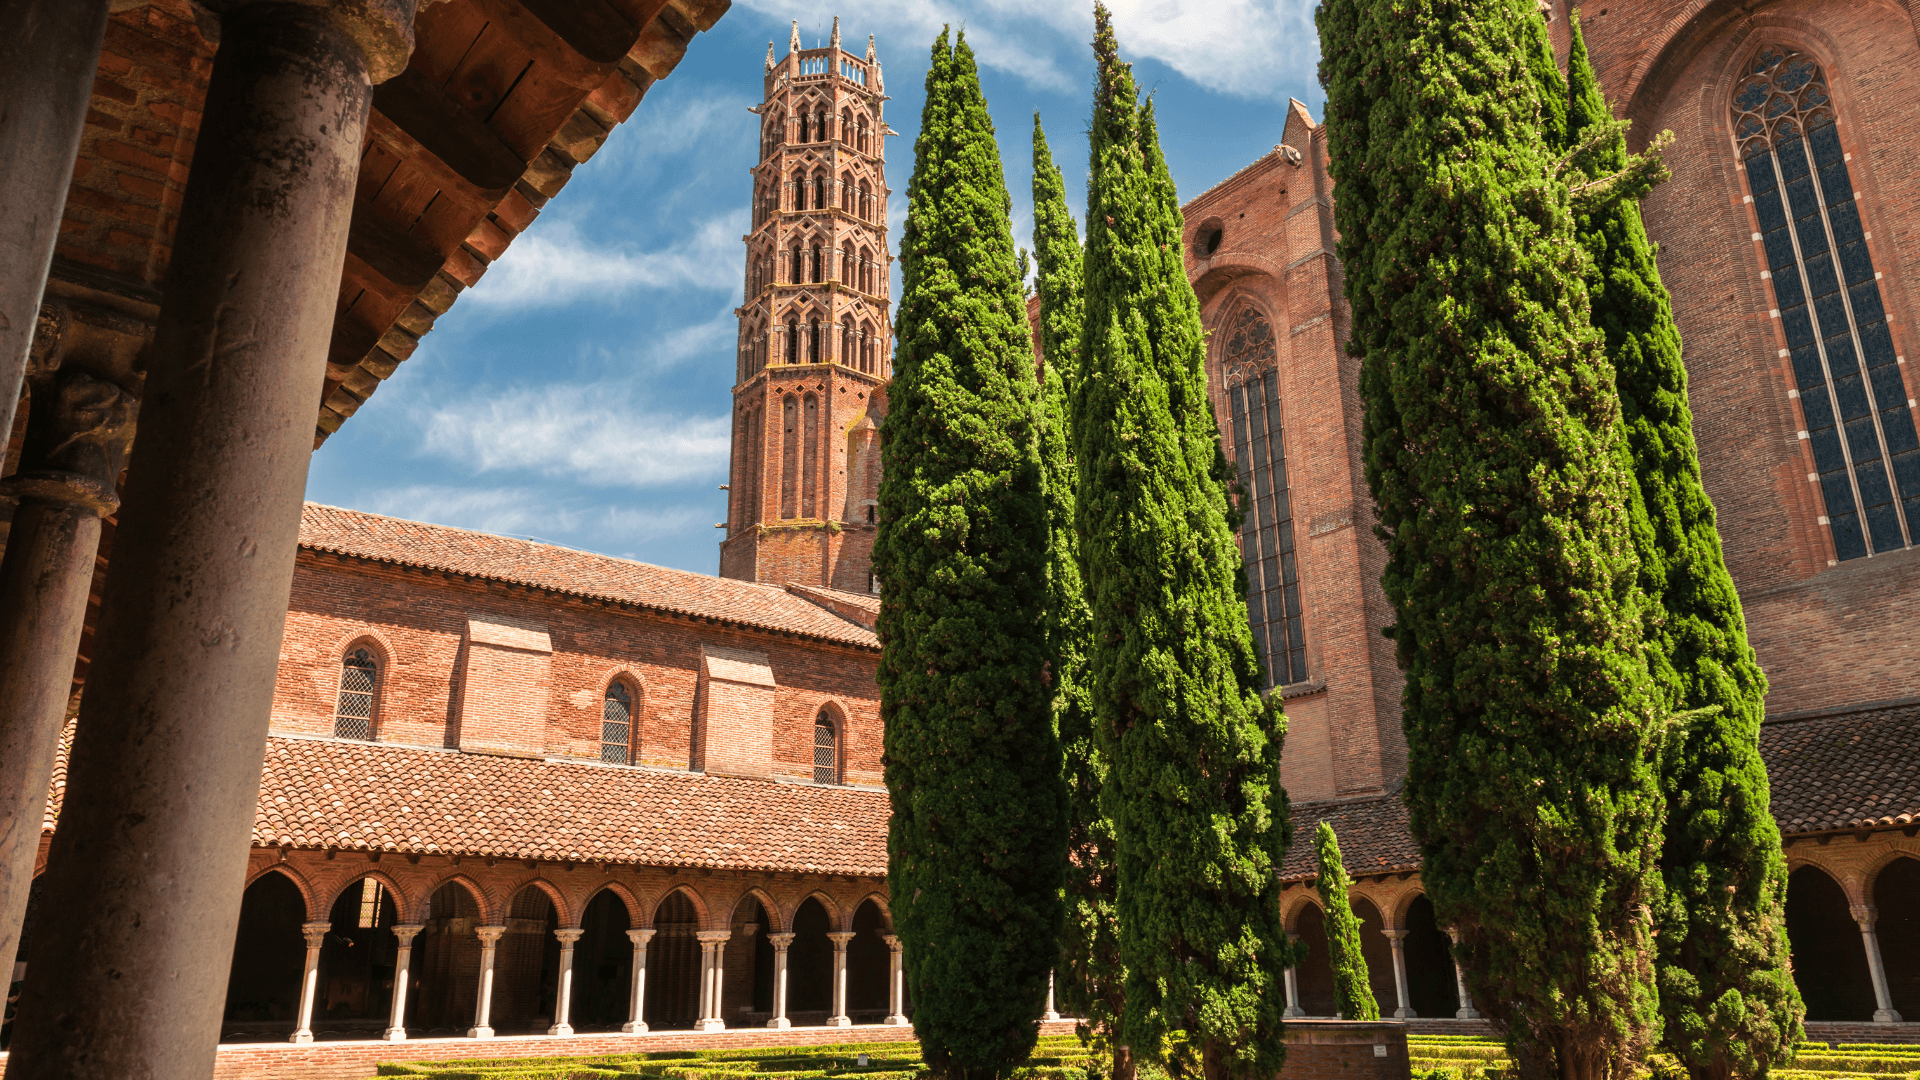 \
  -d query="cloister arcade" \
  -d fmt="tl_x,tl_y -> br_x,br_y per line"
80,850 -> 909,1045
